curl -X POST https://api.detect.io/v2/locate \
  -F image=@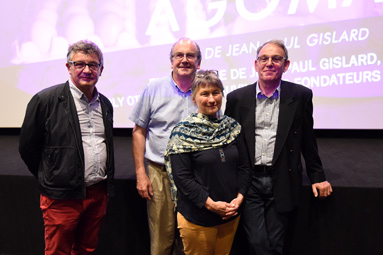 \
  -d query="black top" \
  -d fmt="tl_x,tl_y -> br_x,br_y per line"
170,138 -> 251,227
